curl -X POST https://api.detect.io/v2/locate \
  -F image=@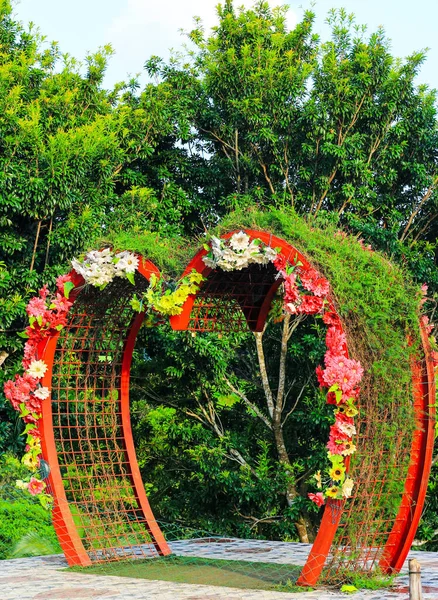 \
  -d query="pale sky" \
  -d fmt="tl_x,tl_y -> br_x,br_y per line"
11,0 -> 438,91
